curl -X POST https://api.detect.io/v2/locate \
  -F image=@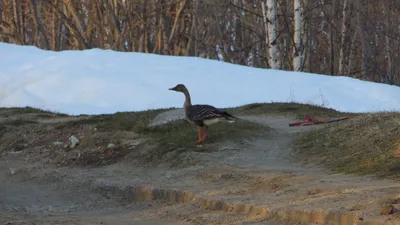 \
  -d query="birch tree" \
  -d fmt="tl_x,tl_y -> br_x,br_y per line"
262,0 -> 279,69
338,0 -> 350,75
293,0 -> 303,71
